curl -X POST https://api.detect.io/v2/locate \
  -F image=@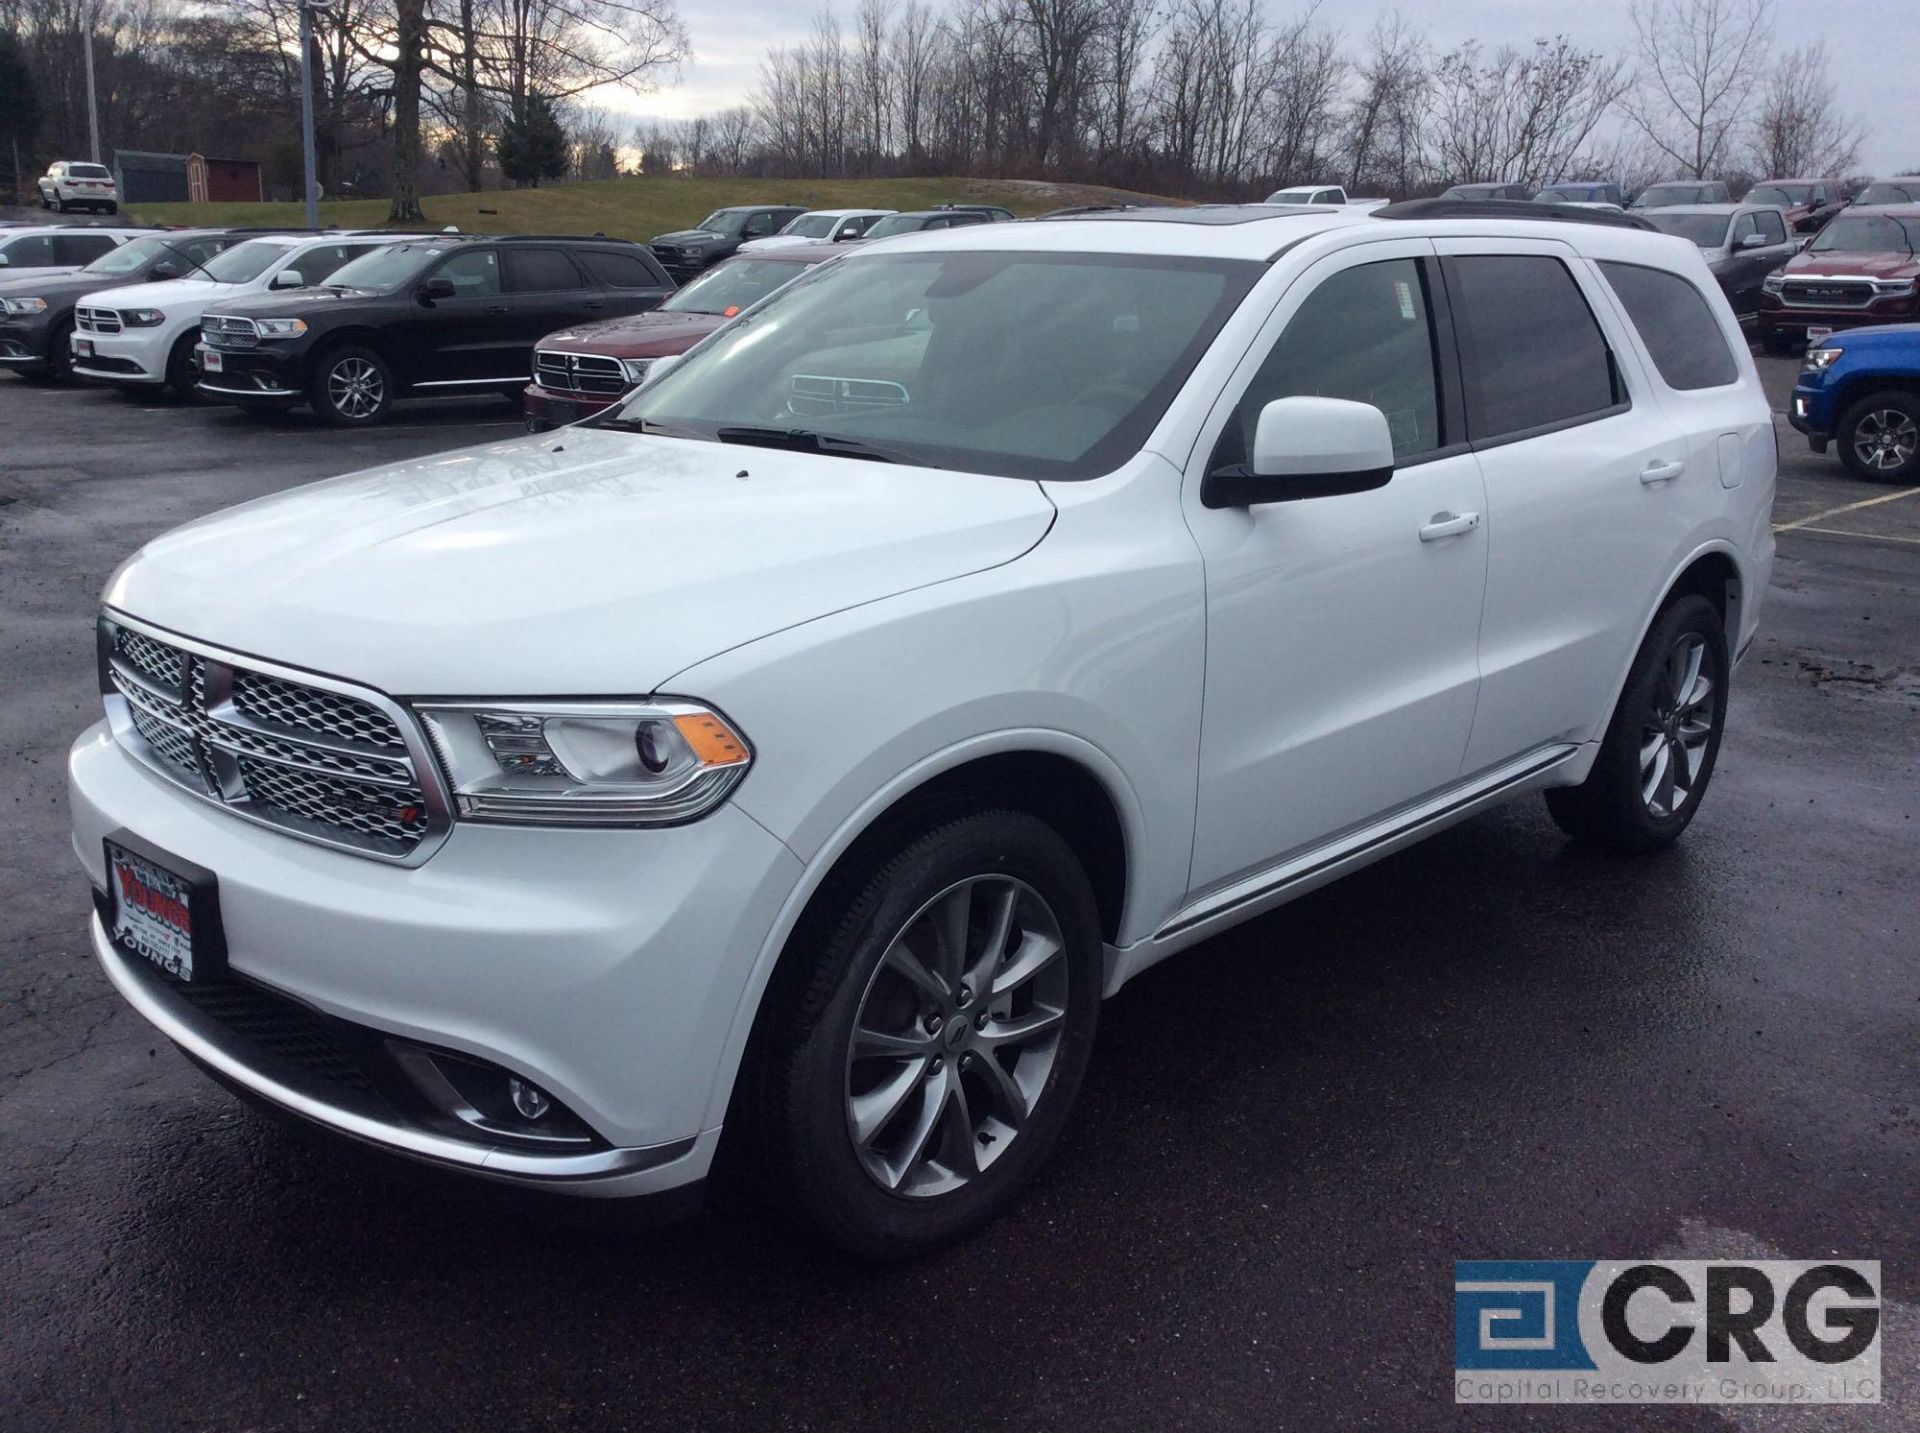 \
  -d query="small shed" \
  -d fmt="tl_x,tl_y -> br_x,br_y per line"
188,153 -> 263,204
113,150 -> 189,204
